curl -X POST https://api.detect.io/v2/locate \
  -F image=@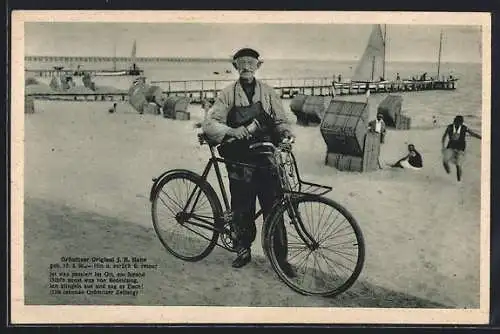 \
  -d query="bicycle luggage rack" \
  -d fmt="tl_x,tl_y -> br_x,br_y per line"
282,151 -> 333,196
294,179 -> 332,196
